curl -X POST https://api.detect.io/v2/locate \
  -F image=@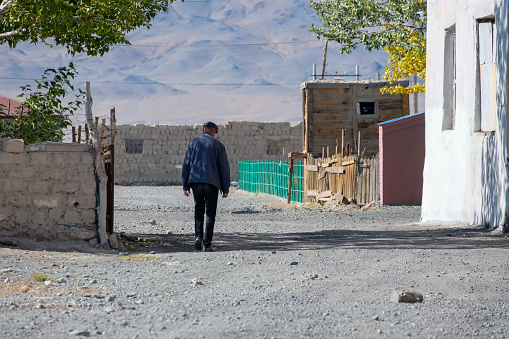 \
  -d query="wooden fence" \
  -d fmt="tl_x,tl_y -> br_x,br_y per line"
305,153 -> 379,206
357,156 -> 379,205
